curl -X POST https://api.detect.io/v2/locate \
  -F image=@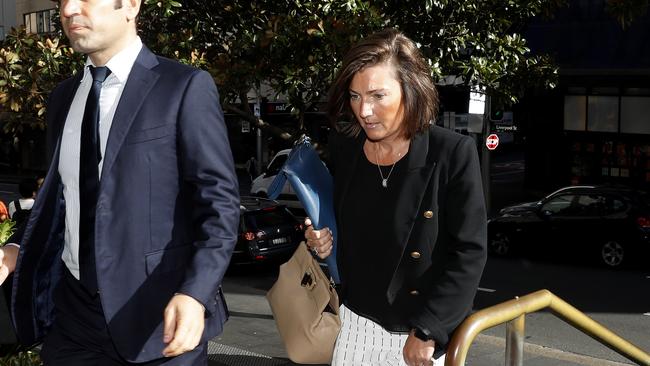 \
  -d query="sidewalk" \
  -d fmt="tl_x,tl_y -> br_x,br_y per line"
207,284 -> 635,366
